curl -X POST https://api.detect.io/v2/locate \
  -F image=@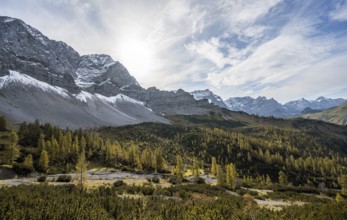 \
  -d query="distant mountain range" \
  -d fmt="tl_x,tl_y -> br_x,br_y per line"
190,89 -> 345,118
